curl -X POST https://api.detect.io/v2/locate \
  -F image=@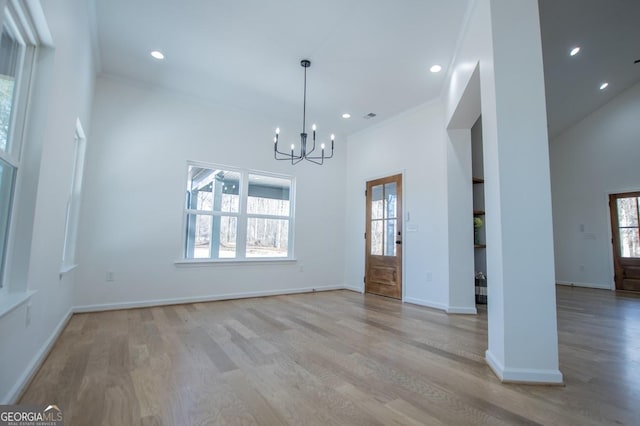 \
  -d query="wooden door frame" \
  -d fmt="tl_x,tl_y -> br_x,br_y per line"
608,189 -> 640,291
606,188 -> 640,290
363,171 -> 405,300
